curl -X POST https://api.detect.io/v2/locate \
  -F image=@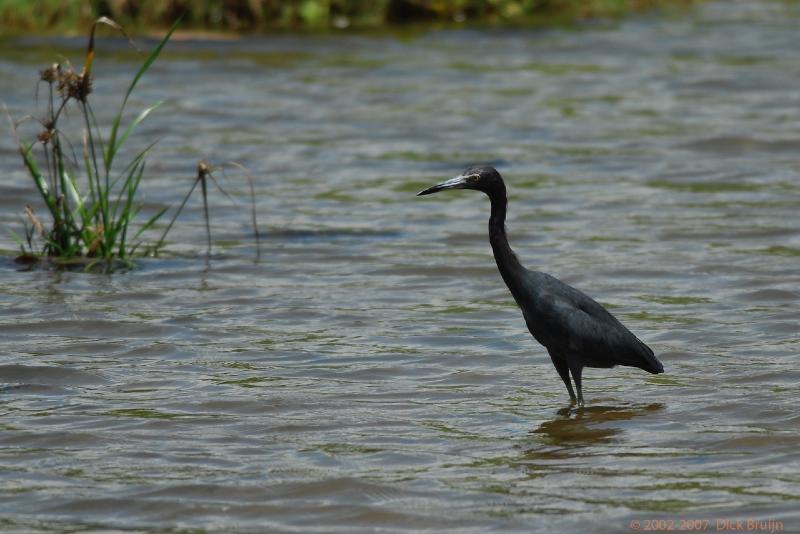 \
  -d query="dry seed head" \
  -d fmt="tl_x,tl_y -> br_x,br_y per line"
56,67 -> 76,96
76,72 -> 93,101
37,128 -> 55,144
37,119 -> 56,145
198,160 -> 211,176
40,63 -> 60,84
56,66 -> 92,102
